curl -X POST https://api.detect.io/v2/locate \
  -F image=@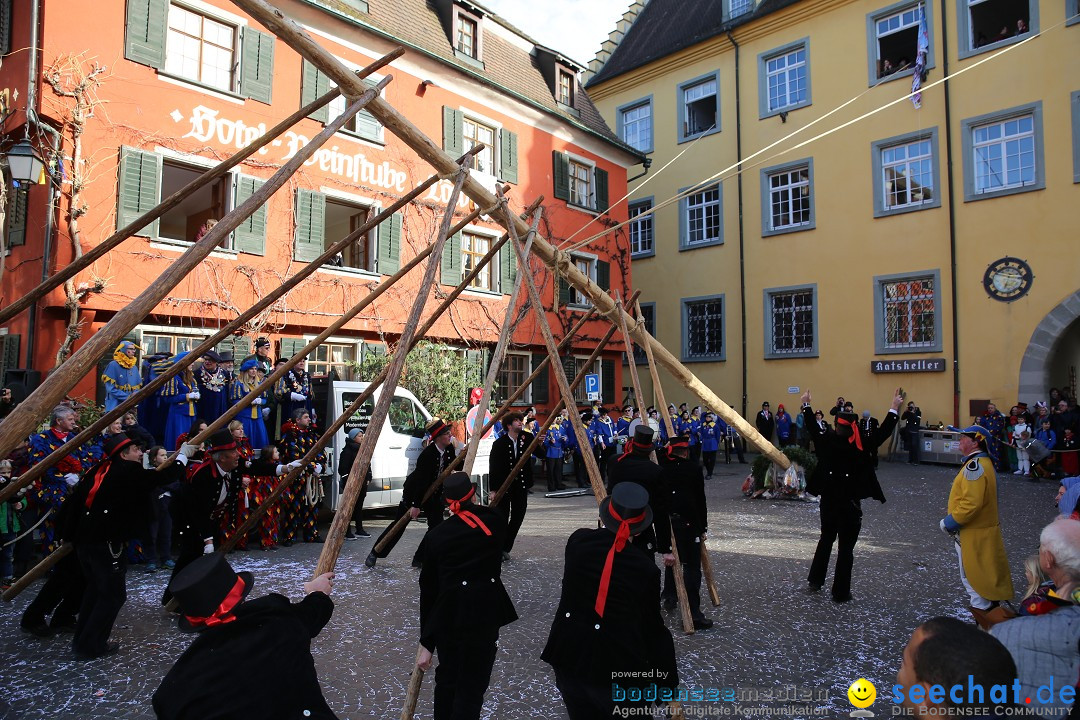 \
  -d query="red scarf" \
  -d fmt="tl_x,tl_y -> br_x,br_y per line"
447,487 -> 492,536
595,505 -> 647,618
84,461 -> 110,509
183,576 -> 246,628
836,417 -> 864,451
